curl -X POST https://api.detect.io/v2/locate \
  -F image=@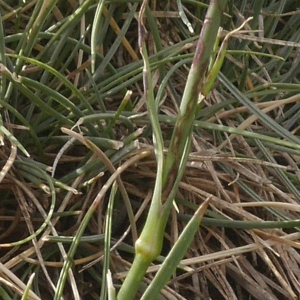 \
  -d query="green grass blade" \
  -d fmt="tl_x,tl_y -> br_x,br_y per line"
141,198 -> 210,299
91,0 -> 106,73
219,72 -> 300,144
100,182 -> 117,300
